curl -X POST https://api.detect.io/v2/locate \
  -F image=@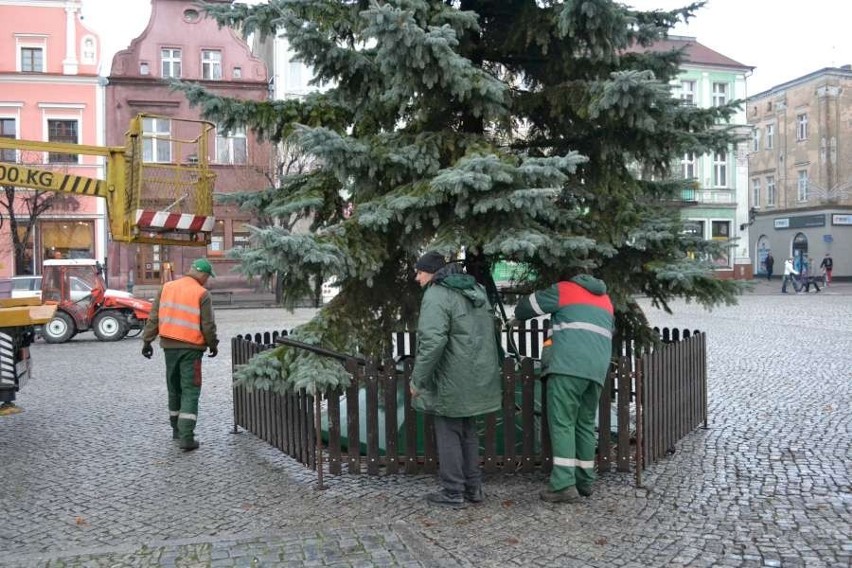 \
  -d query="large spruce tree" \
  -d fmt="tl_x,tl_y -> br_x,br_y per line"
181,0 -> 745,392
